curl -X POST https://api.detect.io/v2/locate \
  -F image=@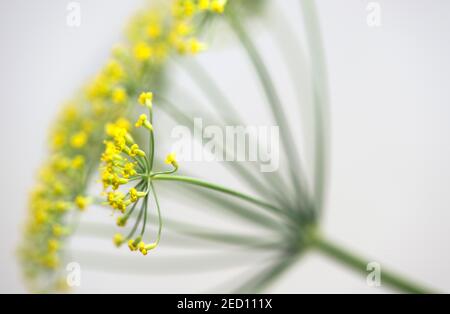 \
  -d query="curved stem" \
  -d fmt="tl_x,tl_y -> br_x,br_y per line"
227,12 -> 309,212
177,58 -> 245,129
151,174 -> 286,217
139,194 -> 148,237
151,167 -> 178,177
120,180 -> 146,222
154,94 -> 291,211
234,253 -> 301,293
172,61 -> 293,211
313,235 -> 434,294
126,200 -> 145,240
299,0 -> 330,214
164,177 -> 286,232
149,181 -> 163,245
